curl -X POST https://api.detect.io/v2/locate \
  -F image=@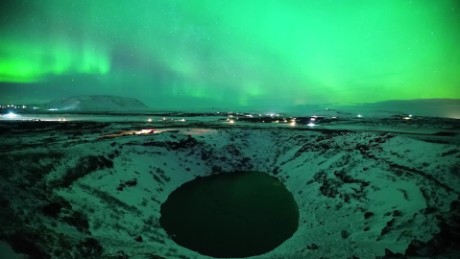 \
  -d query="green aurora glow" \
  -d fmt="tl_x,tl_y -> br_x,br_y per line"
1,0 -> 459,110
